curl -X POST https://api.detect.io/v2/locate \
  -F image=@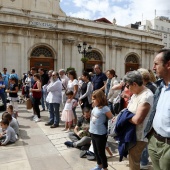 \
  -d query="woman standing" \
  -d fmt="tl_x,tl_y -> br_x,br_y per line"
30,73 -> 42,122
123,71 -> 154,170
79,72 -> 93,110
105,69 -> 119,115
67,70 -> 79,125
